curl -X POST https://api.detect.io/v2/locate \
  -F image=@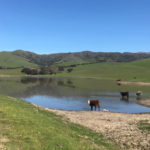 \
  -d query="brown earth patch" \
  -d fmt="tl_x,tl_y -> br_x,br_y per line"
137,99 -> 150,108
119,81 -> 150,86
0,137 -> 9,150
46,109 -> 150,150
0,144 -> 4,149
0,137 -> 9,143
